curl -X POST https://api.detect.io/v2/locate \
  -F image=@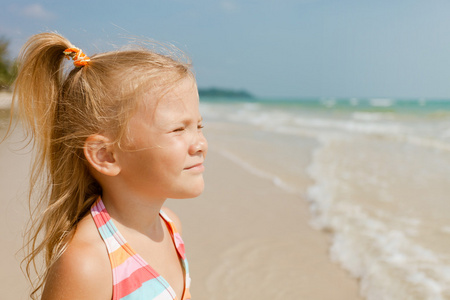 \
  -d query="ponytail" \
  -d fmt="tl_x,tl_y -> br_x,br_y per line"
14,33 -> 71,149
12,33 -> 91,298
